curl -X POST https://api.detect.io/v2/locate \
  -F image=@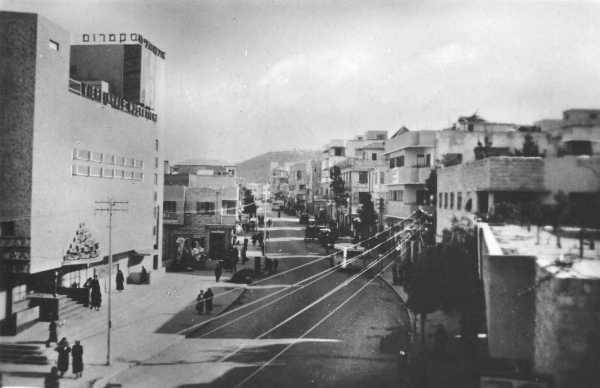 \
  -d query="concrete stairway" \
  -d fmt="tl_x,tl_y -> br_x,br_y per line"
0,343 -> 48,365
